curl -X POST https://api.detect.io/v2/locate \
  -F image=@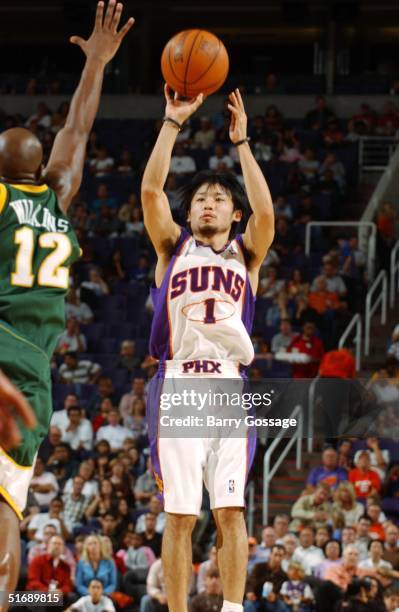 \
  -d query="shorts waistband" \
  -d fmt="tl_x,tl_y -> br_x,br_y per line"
162,359 -> 242,378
